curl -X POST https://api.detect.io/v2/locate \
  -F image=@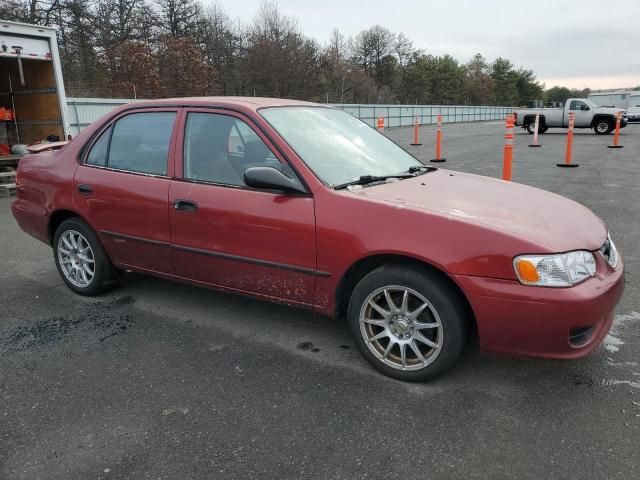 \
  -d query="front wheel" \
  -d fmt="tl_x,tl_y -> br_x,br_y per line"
53,217 -> 119,295
594,119 -> 613,135
347,265 -> 468,382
